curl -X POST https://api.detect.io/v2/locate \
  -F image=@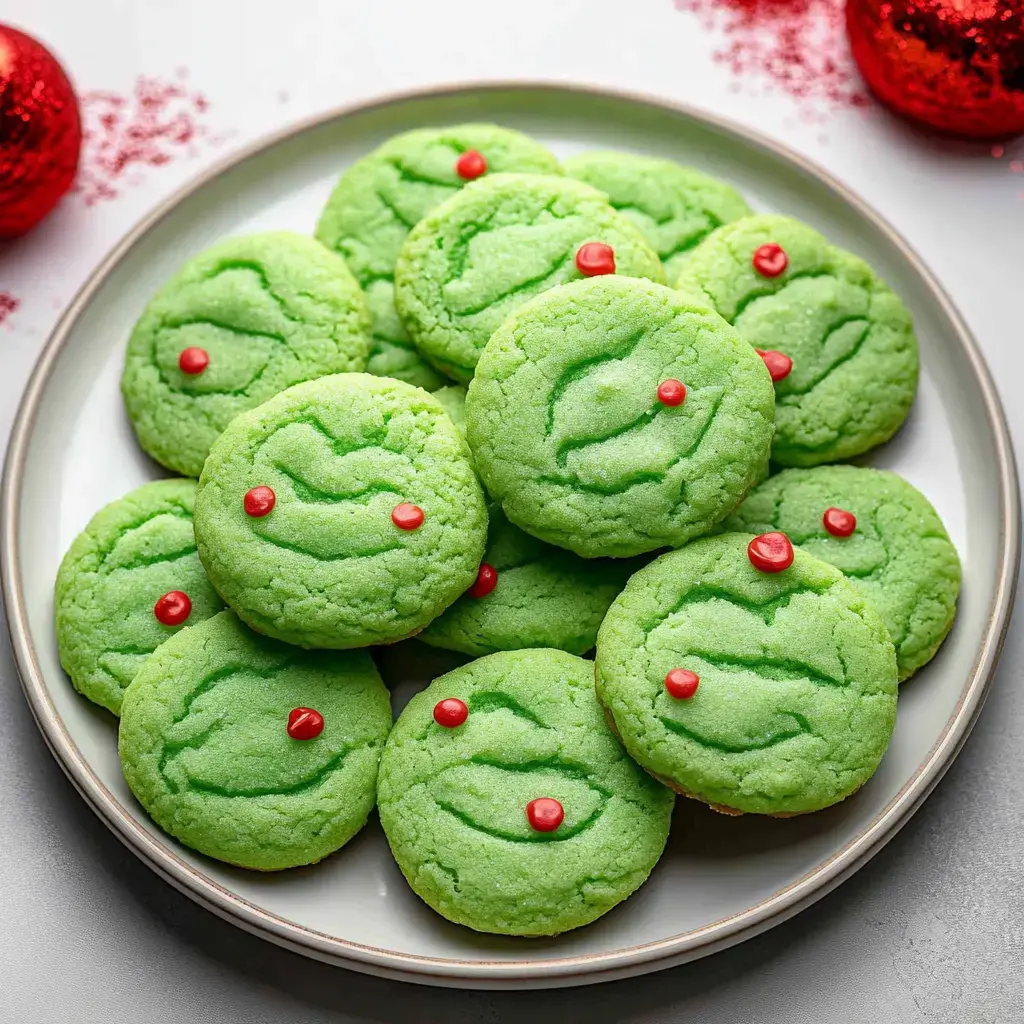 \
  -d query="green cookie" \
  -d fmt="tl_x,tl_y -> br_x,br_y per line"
122,232 -> 371,478
419,505 -> 638,657
430,384 -> 468,433
394,173 -> 666,382
465,276 -> 775,558
315,124 -> 562,391
563,150 -> 751,280
378,648 -> 674,936
119,610 -> 392,871
724,466 -> 961,680
676,214 -> 919,467
194,373 -> 487,649
55,479 -> 224,716
596,533 -> 898,816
